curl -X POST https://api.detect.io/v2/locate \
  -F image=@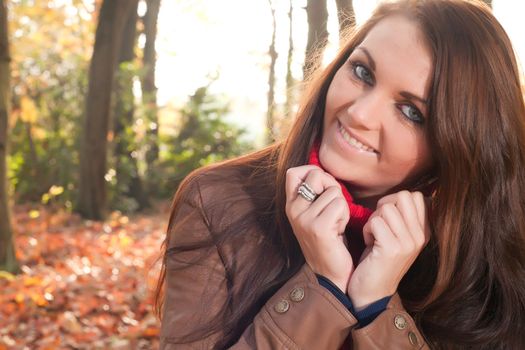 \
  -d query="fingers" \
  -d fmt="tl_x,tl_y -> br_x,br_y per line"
375,191 -> 428,247
308,186 -> 343,215
377,203 -> 413,245
362,215 -> 397,249
412,191 -> 426,226
300,168 -> 336,201
377,191 -> 427,226
285,165 -> 322,203
285,166 -> 349,243
411,191 -> 431,245
314,196 -> 350,234
285,166 -> 340,218
303,197 -> 348,240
